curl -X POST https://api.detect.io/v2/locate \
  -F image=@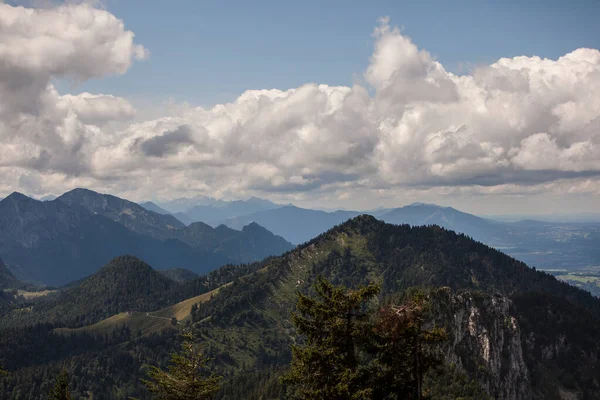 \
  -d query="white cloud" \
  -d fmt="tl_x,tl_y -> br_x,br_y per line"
0,6 -> 599,211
